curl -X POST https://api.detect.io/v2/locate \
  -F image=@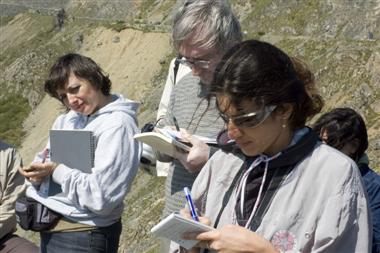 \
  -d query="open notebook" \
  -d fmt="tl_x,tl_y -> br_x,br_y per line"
134,128 -> 217,157
48,129 -> 95,195
134,129 -> 191,157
